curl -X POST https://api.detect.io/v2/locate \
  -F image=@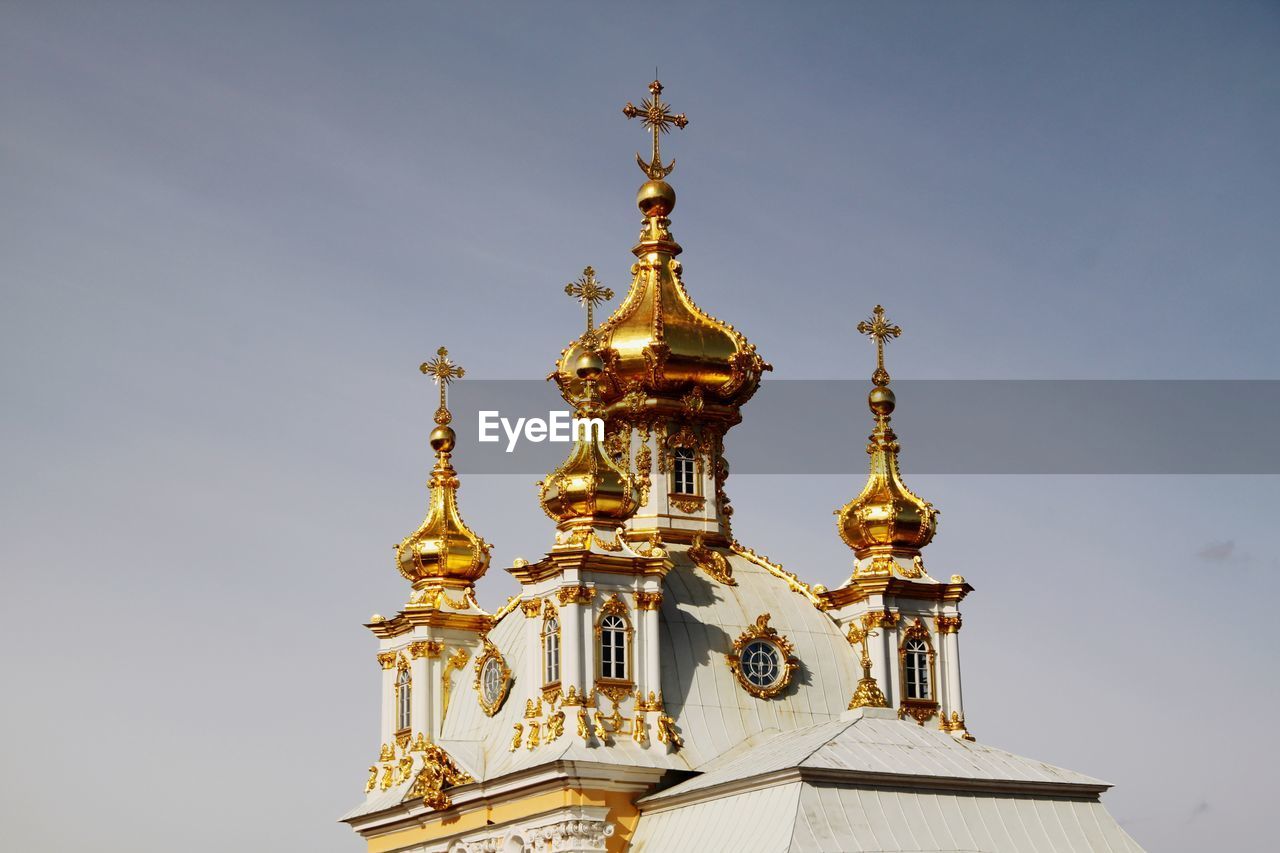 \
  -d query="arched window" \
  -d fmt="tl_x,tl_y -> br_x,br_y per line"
903,638 -> 931,700
395,665 -> 411,733
672,446 -> 696,495
600,614 -> 627,680
543,614 -> 560,685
